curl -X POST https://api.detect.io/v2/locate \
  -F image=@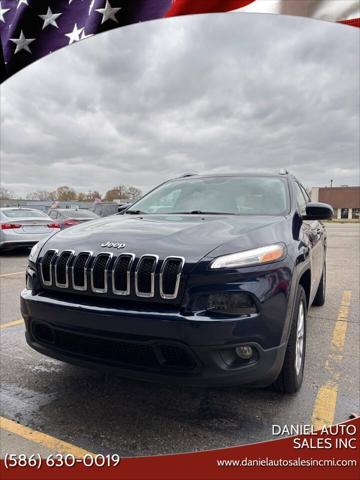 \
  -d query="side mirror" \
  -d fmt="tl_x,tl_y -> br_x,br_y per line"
302,202 -> 333,220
